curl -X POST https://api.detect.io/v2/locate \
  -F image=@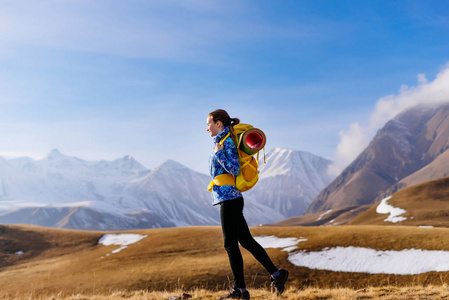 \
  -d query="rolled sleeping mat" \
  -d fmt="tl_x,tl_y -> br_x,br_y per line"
238,128 -> 266,155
